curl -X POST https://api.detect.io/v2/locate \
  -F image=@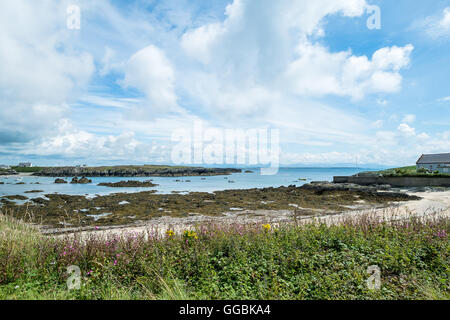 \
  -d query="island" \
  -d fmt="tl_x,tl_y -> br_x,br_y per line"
98,180 -> 158,188
32,165 -> 242,177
